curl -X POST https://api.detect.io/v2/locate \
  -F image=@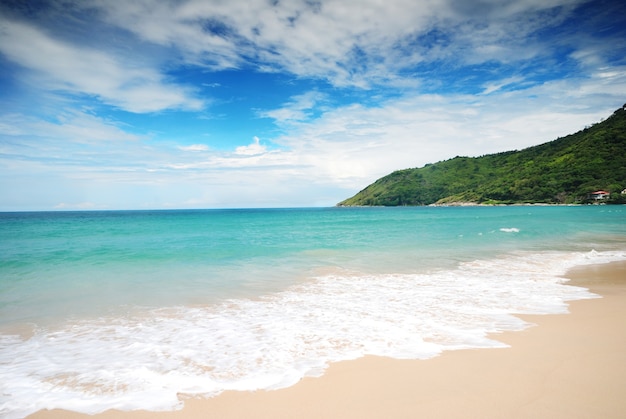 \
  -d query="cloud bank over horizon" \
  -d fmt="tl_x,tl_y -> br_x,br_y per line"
1,0 -> 625,210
